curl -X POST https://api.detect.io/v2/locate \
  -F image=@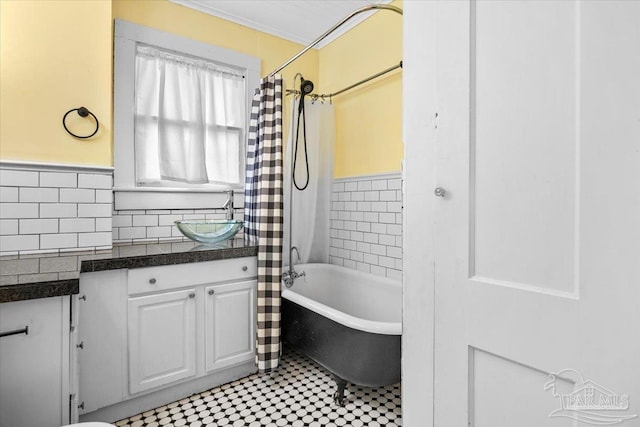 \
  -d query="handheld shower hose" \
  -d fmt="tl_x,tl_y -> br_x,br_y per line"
293,76 -> 314,191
